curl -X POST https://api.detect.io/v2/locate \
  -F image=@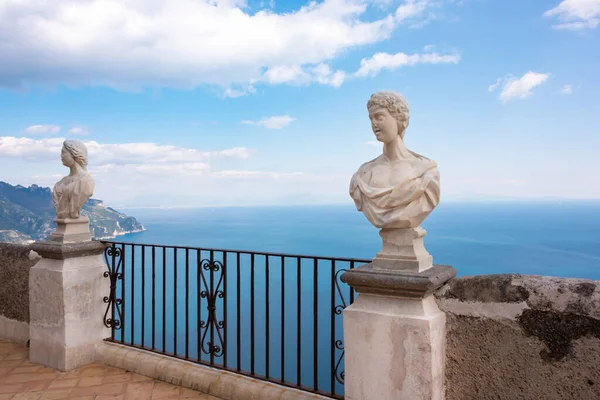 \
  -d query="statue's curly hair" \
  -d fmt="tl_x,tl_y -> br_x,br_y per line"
367,91 -> 410,136
63,139 -> 88,167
